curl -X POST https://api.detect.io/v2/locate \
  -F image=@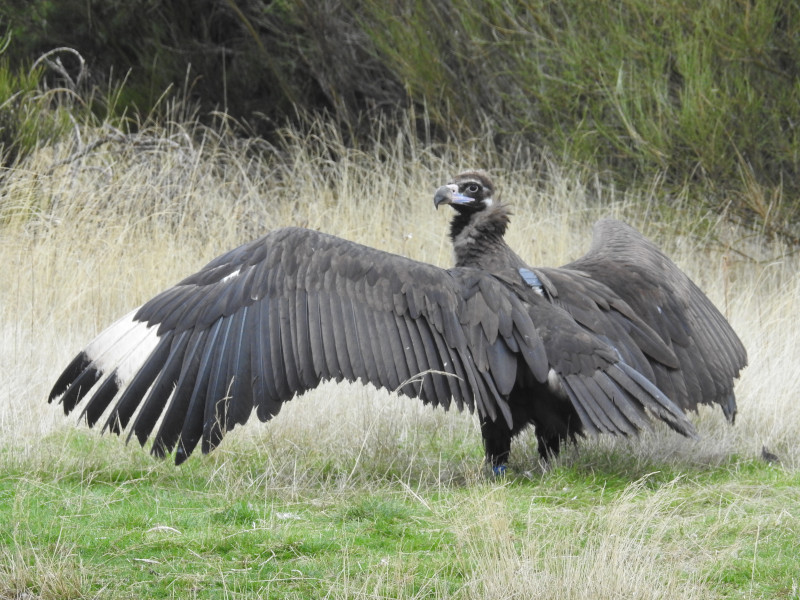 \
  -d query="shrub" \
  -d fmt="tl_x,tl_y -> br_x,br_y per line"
1,1 -> 798,239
